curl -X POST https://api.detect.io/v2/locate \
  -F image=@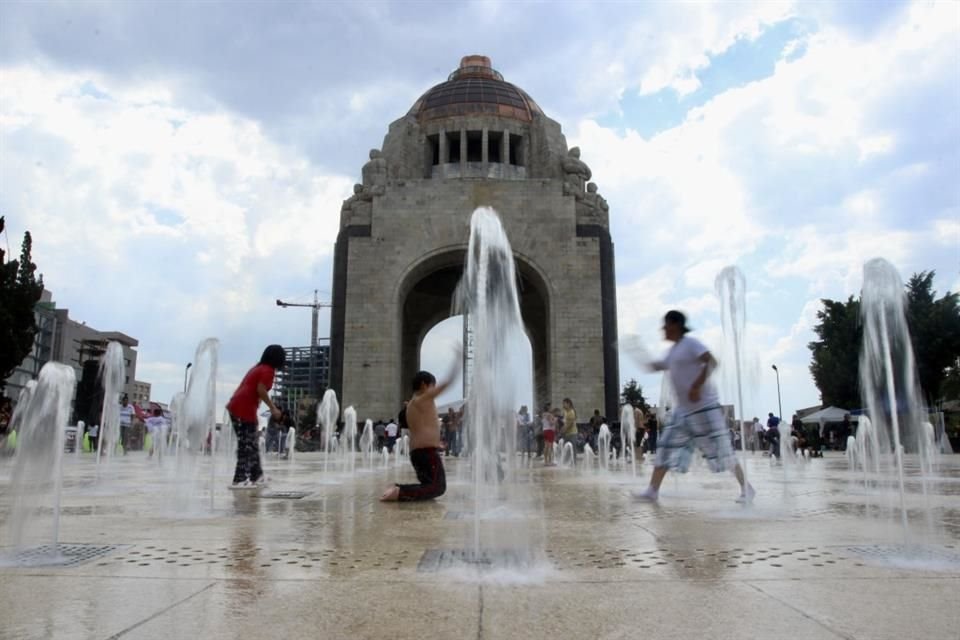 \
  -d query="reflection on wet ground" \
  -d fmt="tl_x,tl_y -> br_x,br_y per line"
1,451 -> 958,639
